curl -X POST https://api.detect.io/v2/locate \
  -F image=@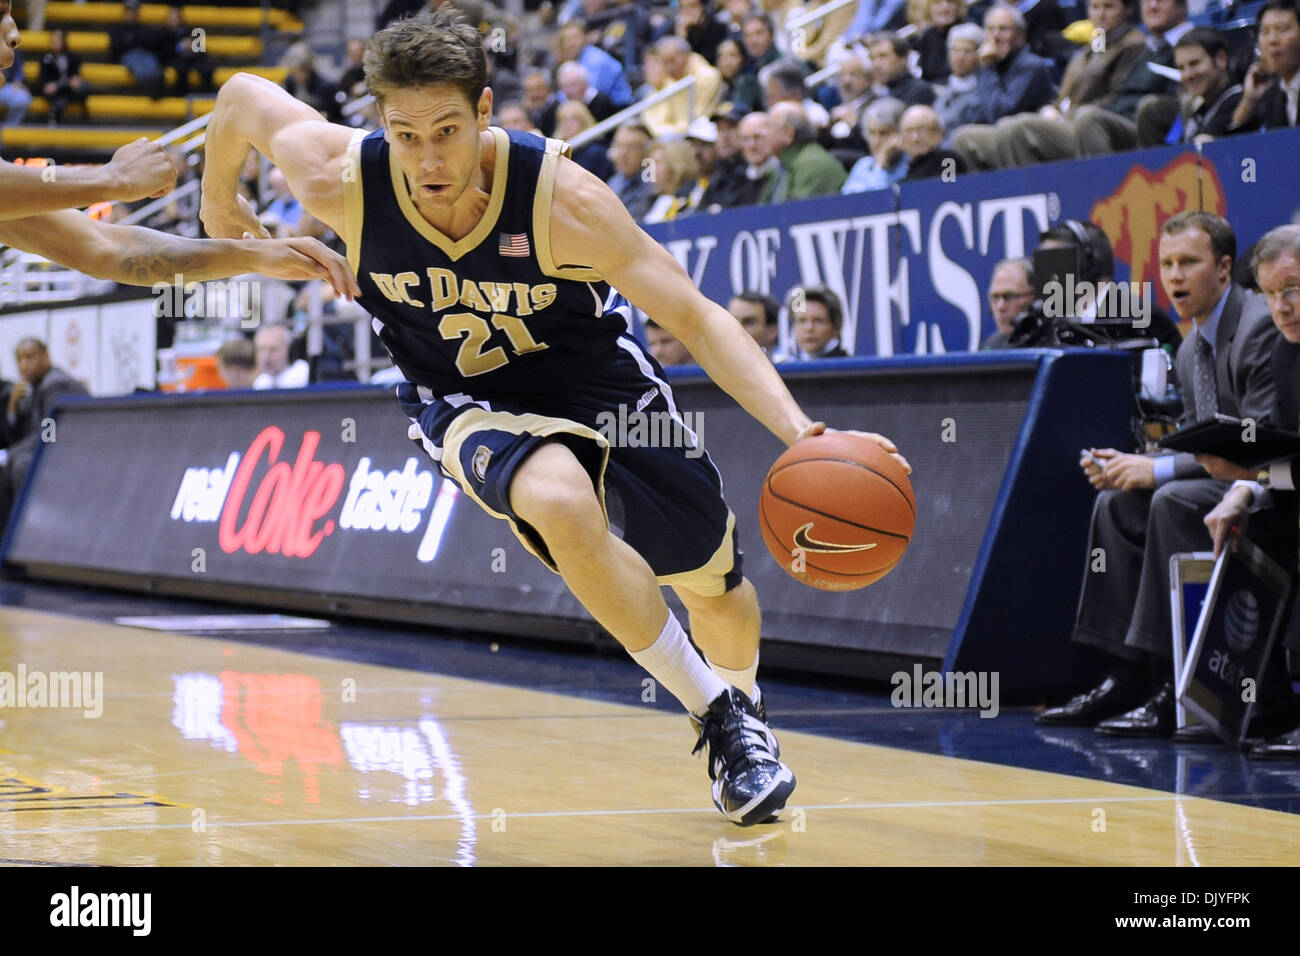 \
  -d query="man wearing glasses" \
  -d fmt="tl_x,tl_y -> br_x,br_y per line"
981,258 -> 1036,349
